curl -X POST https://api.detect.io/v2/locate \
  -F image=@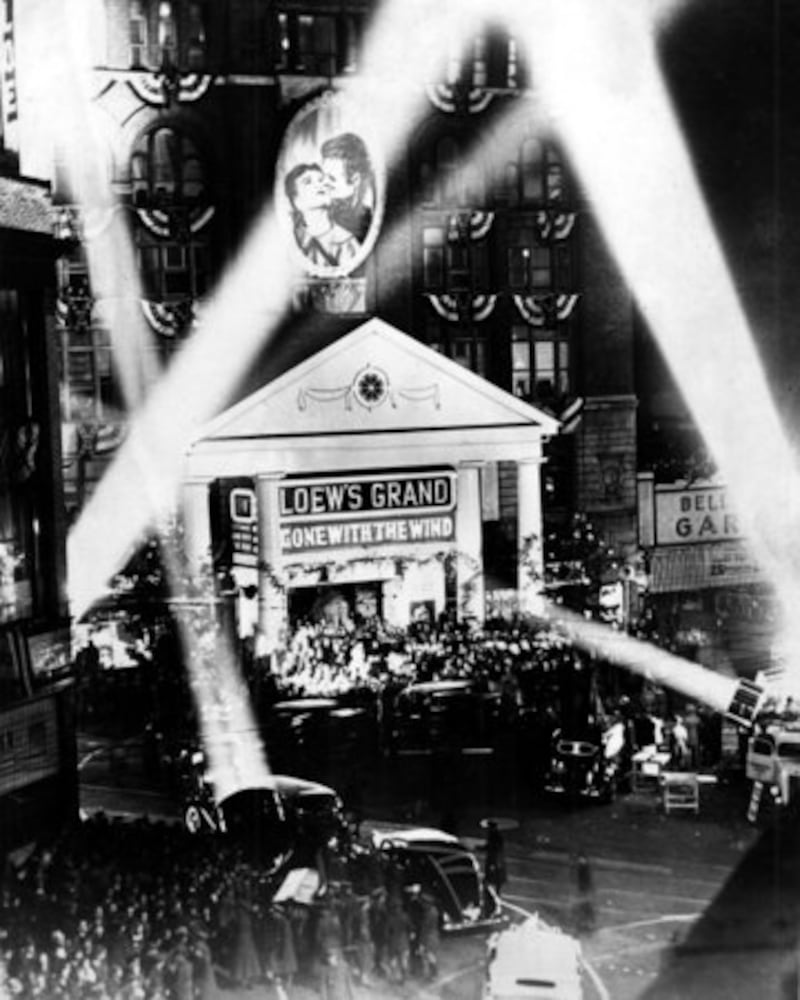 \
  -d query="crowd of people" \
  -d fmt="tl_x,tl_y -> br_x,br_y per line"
75,612 -> 728,784
0,812 -> 447,1000
260,617 -> 570,704
246,616 -> 725,772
